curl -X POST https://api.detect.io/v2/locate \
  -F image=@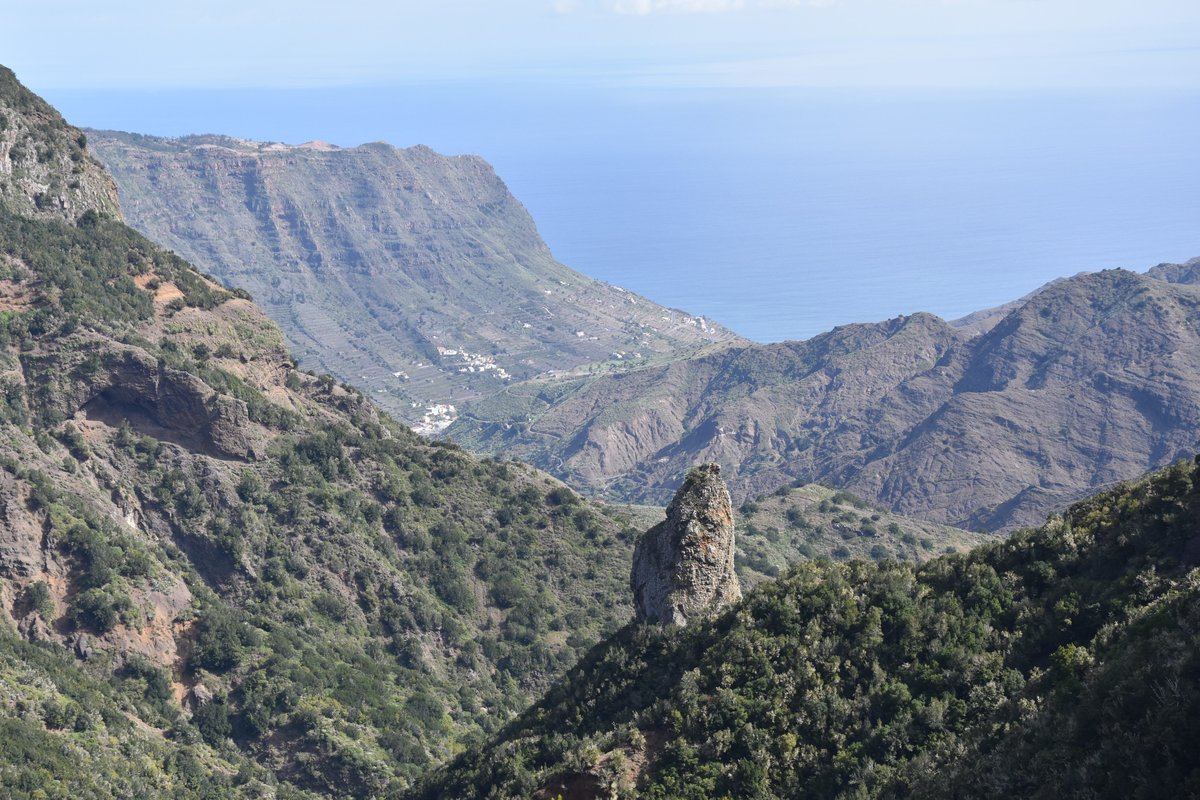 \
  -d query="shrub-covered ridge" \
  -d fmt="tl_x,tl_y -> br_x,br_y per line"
417,456 -> 1200,798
